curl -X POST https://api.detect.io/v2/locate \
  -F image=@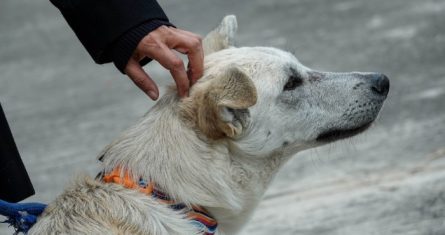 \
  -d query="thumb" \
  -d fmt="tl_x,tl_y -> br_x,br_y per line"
125,59 -> 159,100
